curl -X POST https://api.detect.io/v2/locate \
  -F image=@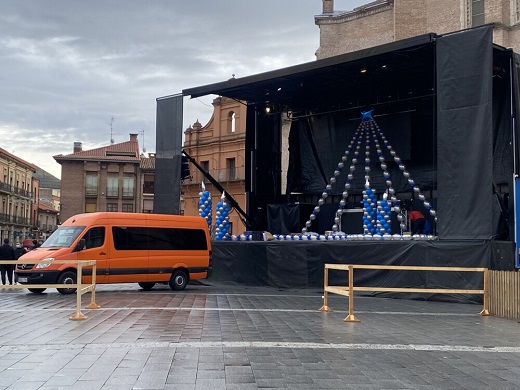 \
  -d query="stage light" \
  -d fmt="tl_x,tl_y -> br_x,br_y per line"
361,68 -> 367,74
381,64 -> 387,69
277,87 -> 282,92
265,104 -> 271,113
